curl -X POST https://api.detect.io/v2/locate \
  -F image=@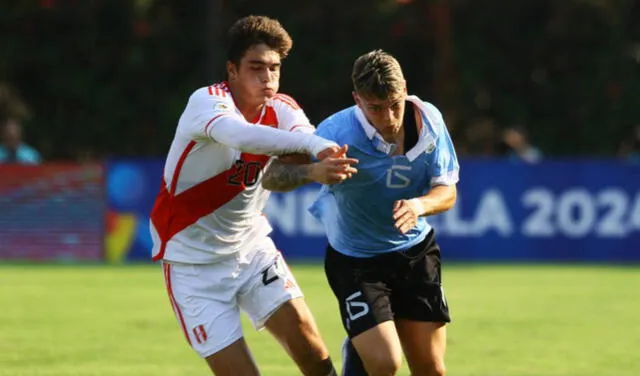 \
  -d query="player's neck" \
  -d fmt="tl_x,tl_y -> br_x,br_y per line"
392,128 -> 405,156
236,101 -> 264,123
227,81 -> 265,122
